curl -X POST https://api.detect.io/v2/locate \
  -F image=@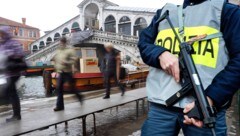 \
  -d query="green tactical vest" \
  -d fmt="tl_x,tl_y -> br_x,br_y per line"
146,0 -> 229,108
